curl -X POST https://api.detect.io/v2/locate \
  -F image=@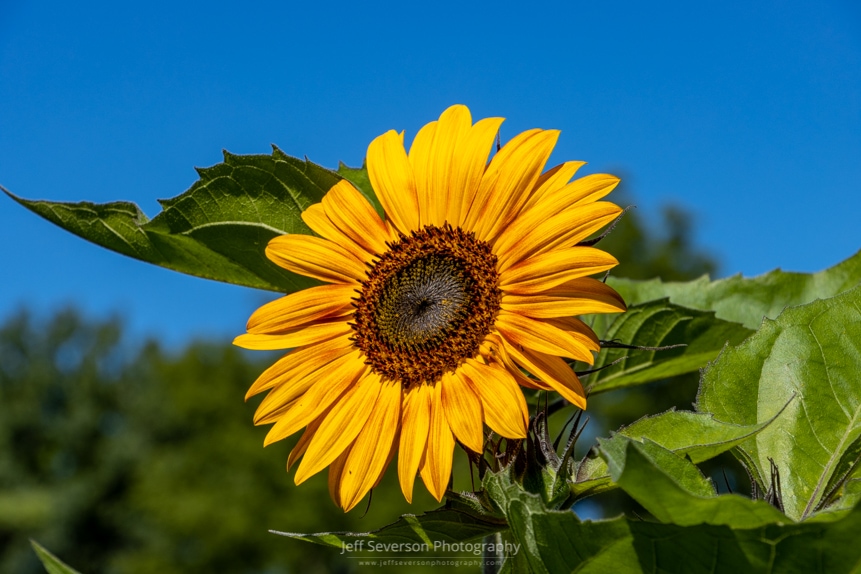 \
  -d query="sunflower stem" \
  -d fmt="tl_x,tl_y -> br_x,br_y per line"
482,532 -> 504,574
